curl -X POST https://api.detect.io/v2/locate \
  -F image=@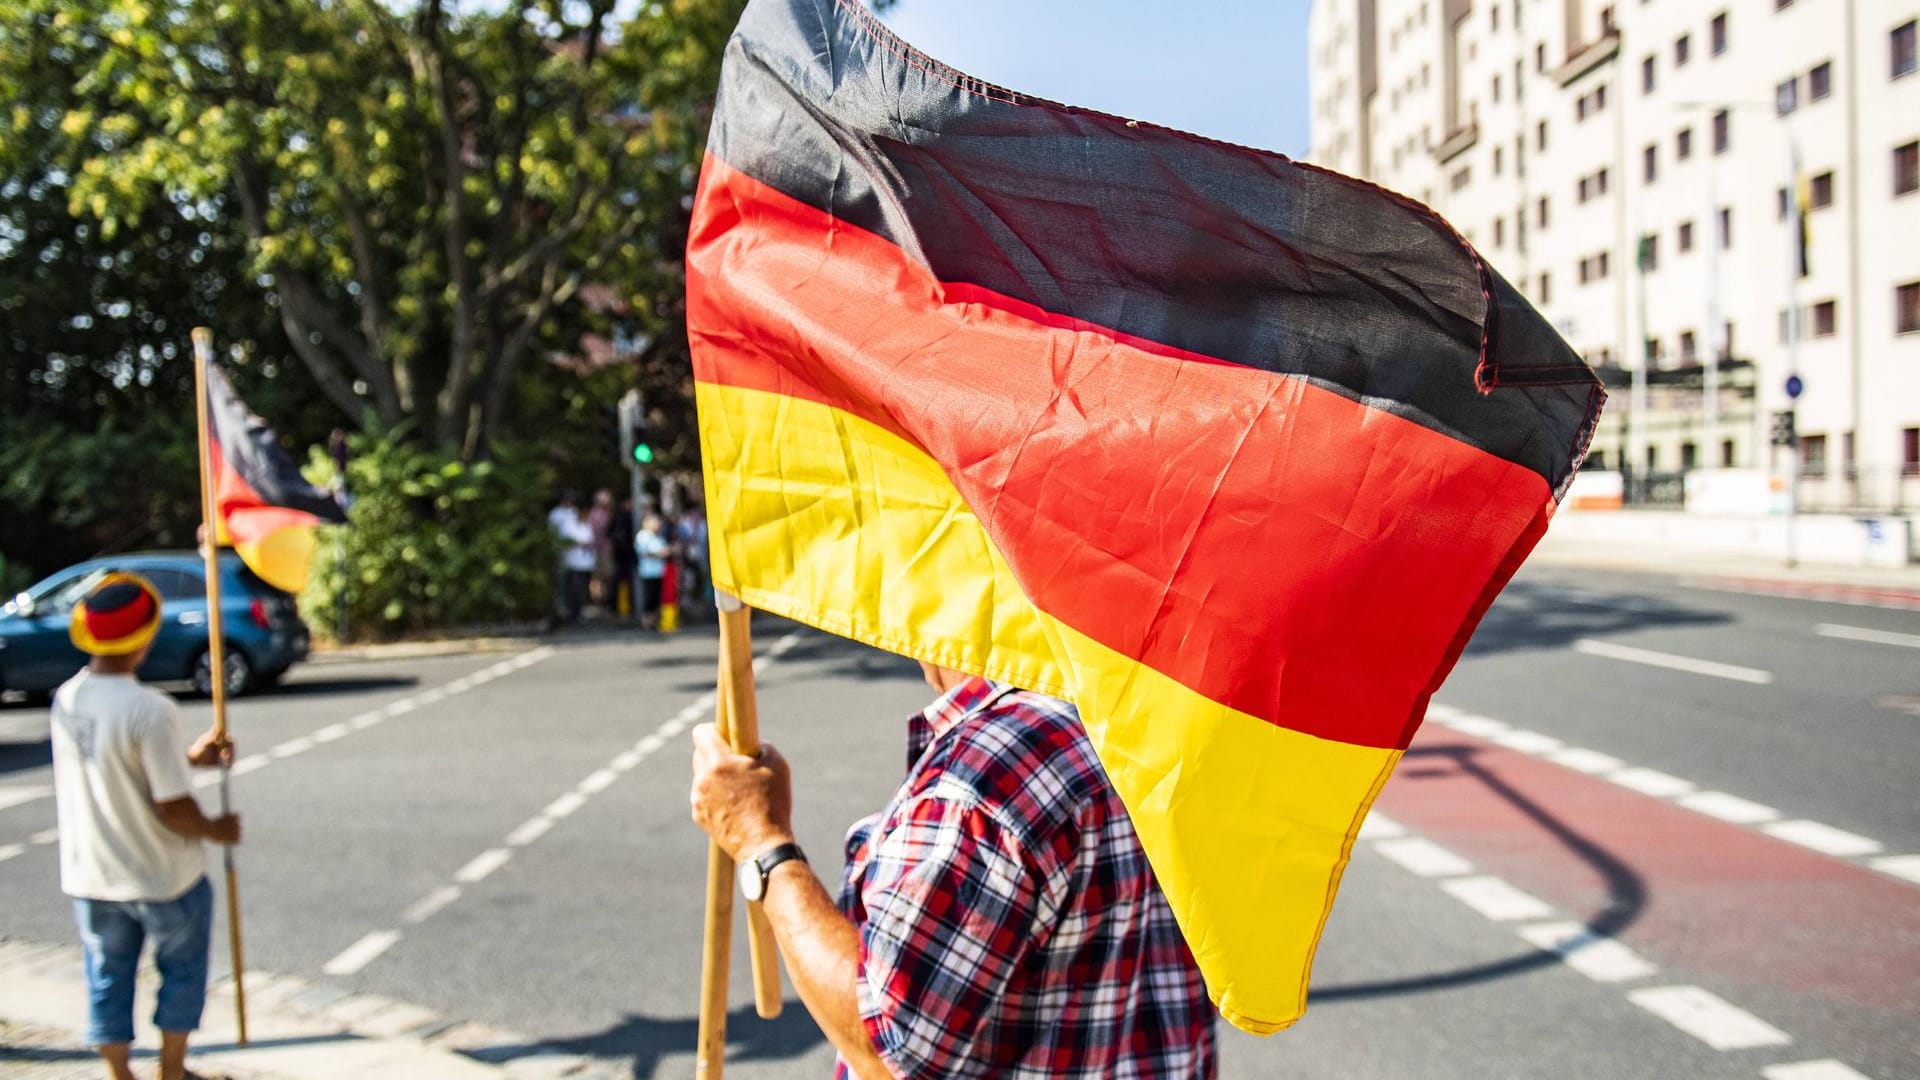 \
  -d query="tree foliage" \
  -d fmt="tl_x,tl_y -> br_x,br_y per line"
8,0 -> 738,458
